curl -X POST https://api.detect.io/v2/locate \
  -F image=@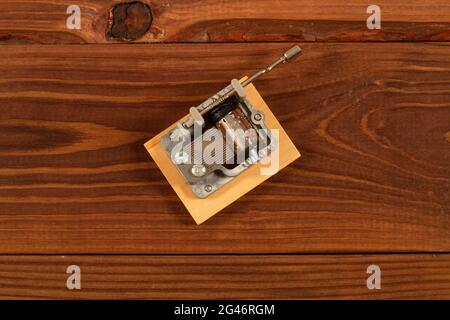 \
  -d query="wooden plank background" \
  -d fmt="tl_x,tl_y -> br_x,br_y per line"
0,0 -> 449,299
2,0 -> 450,44
1,254 -> 449,299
